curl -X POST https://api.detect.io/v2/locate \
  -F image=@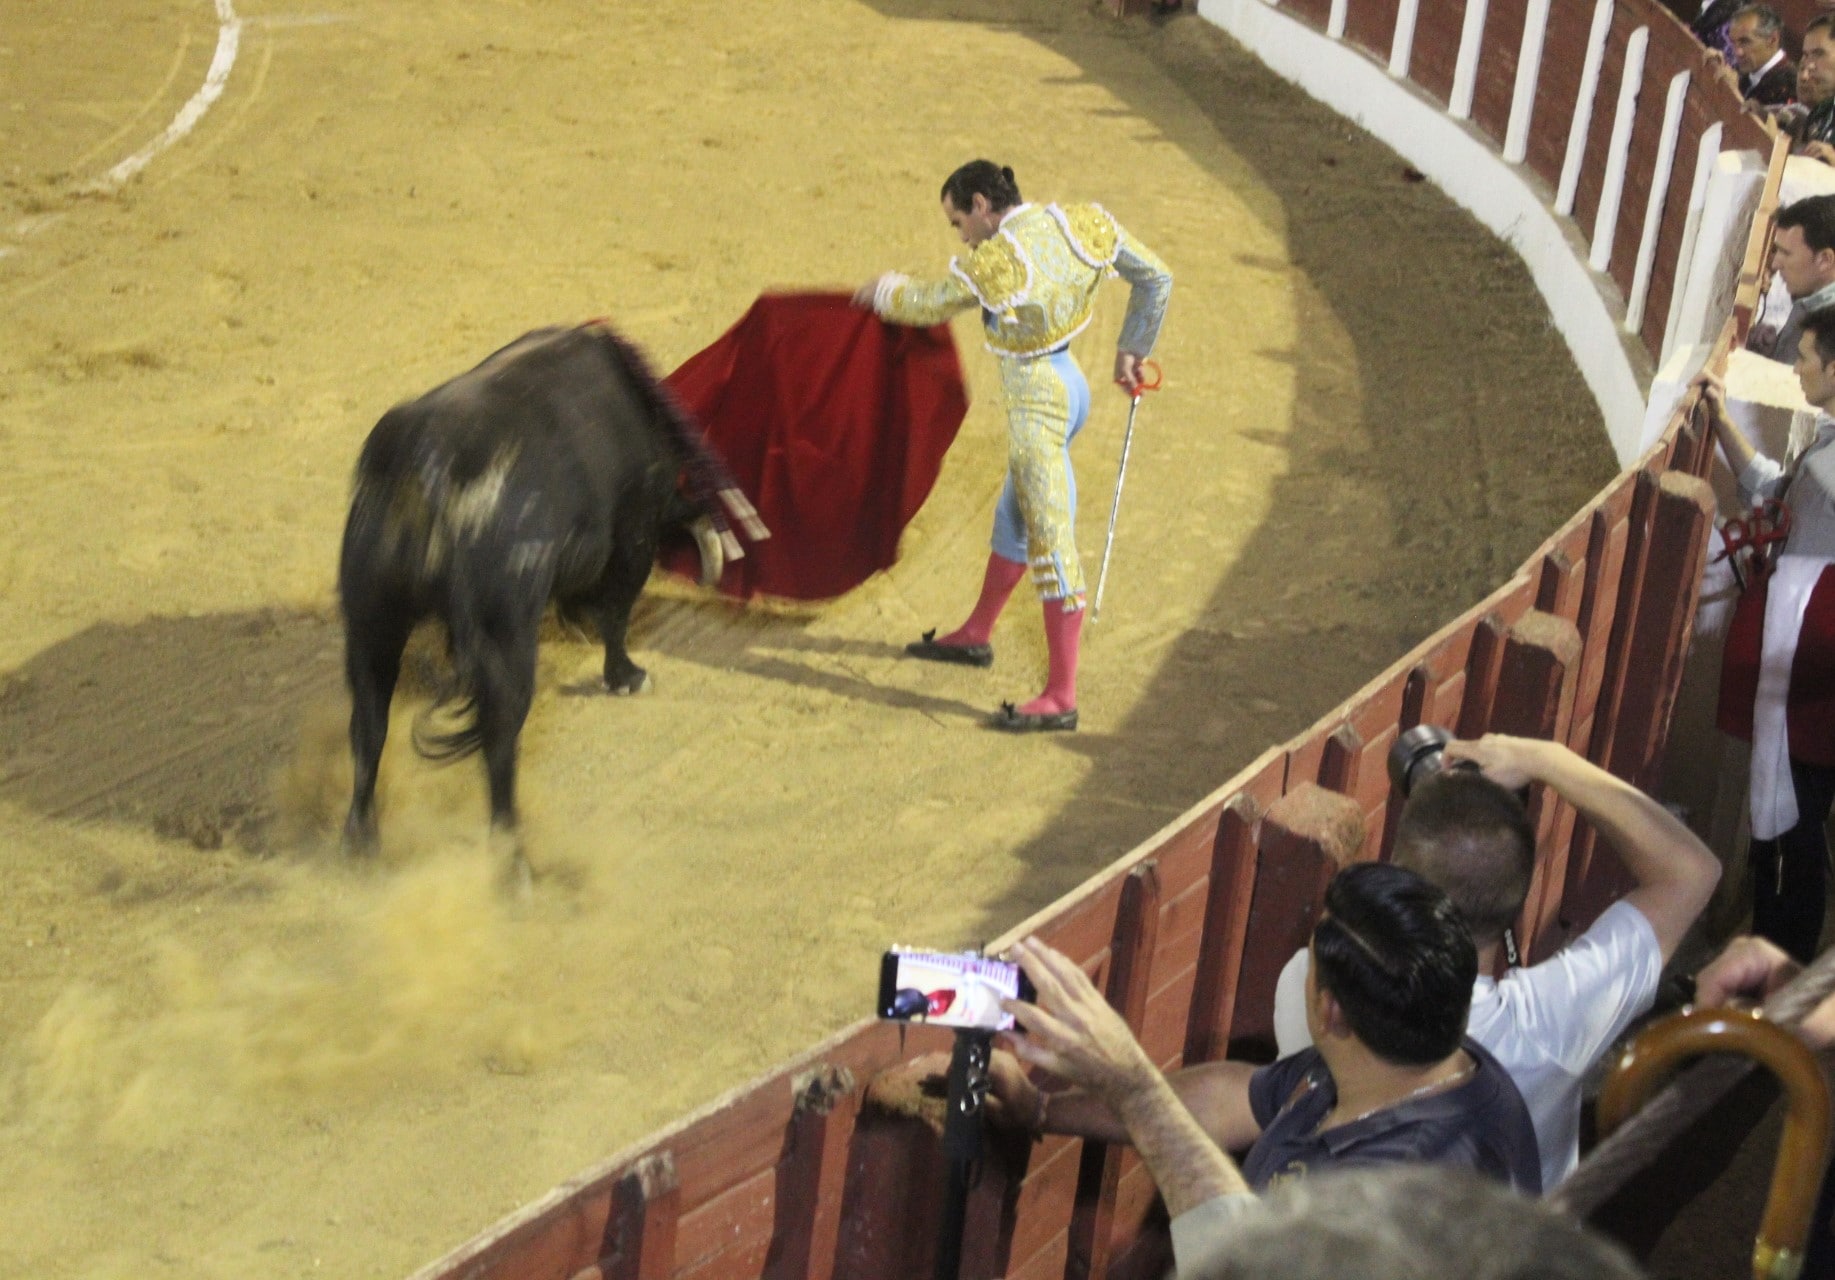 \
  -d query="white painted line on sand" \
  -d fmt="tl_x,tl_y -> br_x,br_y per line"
83,0 -> 241,194
12,214 -> 67,238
